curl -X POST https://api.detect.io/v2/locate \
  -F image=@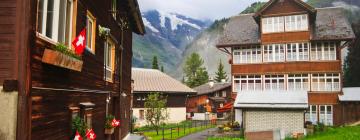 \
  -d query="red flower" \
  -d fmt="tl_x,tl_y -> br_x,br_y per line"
111,118 -> 120,127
